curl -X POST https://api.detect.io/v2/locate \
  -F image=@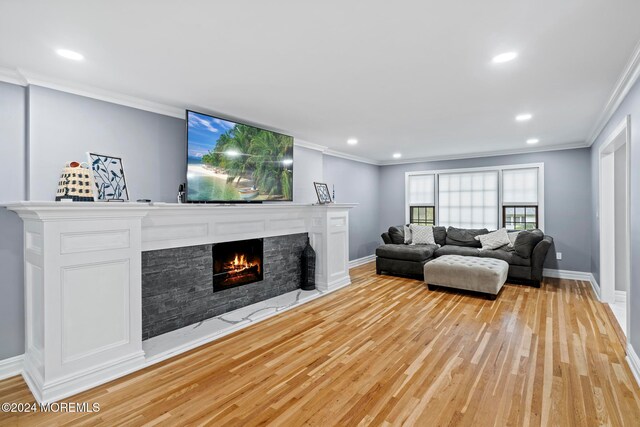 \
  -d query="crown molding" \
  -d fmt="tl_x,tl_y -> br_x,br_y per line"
323,149 -> 381,166
293,139 -> 328,152
18,69 -> 185,119
586,40 -> 640,146
0,66 -> 28,86
376,141 -> 587,166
